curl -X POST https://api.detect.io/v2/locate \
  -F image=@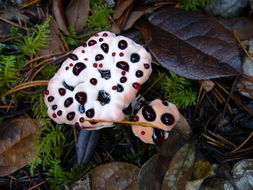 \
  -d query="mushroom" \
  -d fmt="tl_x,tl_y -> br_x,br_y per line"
44,31 -> 152,129
131,99 -> 180,144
